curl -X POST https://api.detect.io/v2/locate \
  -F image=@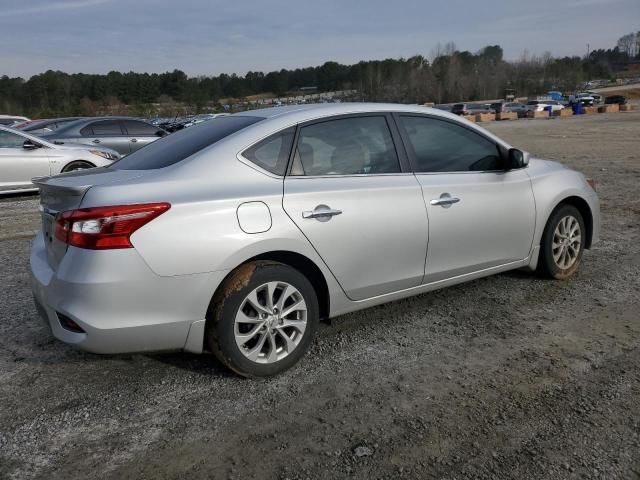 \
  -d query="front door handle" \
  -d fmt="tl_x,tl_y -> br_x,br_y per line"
302,204 -> 342,222
430,193 -> 460,208
131,138 -> 138,143
92,139 -> 100,144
